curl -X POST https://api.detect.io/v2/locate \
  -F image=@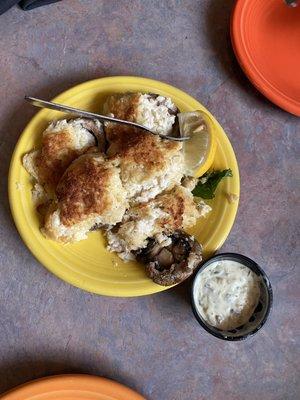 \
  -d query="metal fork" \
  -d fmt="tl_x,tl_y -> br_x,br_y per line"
25,96 -> 190,142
